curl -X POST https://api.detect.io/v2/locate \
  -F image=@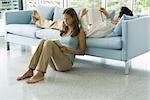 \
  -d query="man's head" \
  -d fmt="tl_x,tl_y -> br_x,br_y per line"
119,6 -> 133,18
